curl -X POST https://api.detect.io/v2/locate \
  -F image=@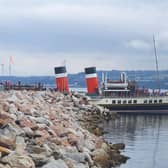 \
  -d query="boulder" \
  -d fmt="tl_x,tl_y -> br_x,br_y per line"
0,111 -> 12,120
27,144 -> 52,156
42,159 -> 68,168
19,118 -> 38,130
0,146 -> 12,154
0,124 -> 16,149
67,133 -> 79,146
111,143 -> 125,150
34,130 -> 50,139
64,153 -> 86,164
73,163 -> 89,168
18,105 -> 32,115
7,94 -> 19,104
92,148 -> 110,167
1,153 -> 35,168
23,127 -> 34,137
2,102 -> 10,112
15,136 -> 26,154
0,119 -> 11,127
8,104 -> 18,114
84,139 -> 95,151
30,117 -> 52,126
29,153 -> 49,167
0,164 -> 11,168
